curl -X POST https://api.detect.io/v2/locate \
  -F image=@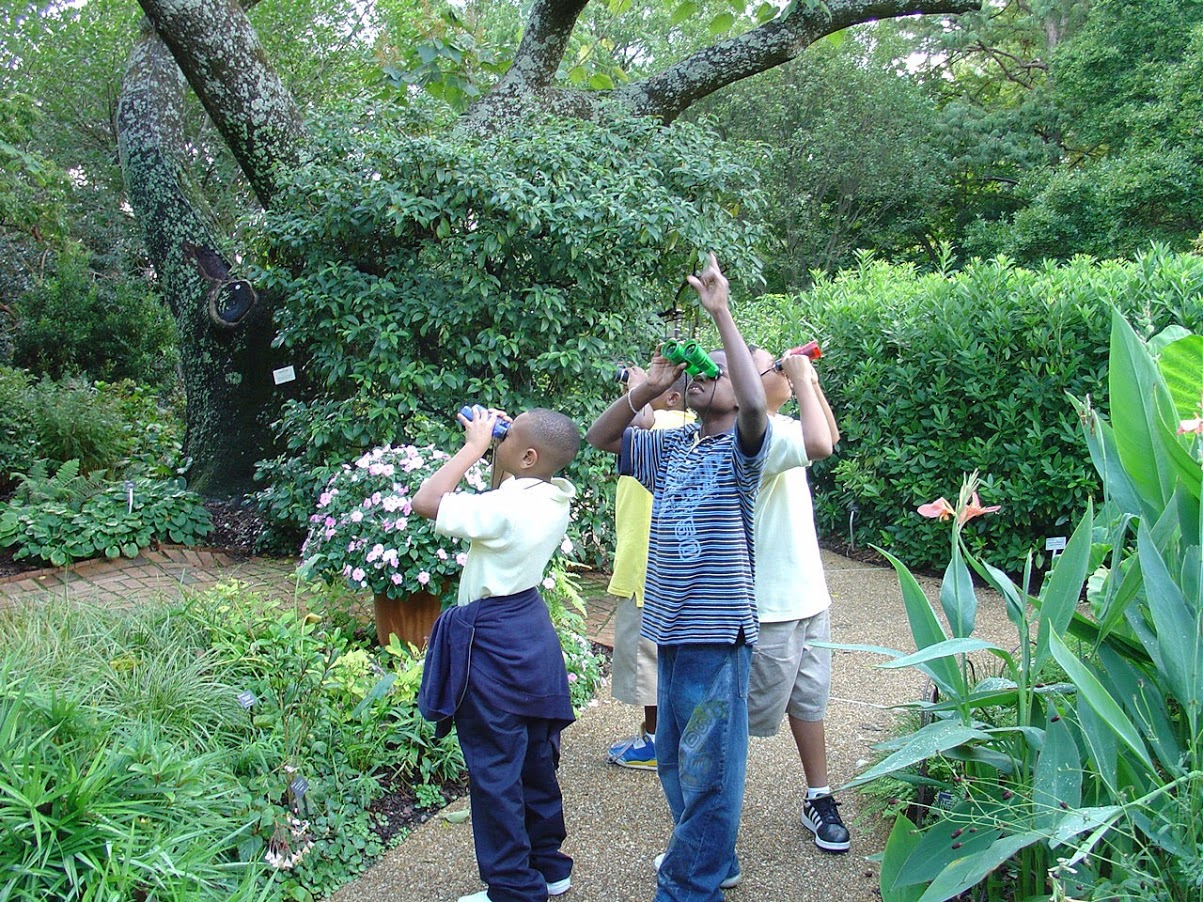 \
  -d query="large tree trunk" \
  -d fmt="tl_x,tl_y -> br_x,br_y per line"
116,22 -> 278,497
